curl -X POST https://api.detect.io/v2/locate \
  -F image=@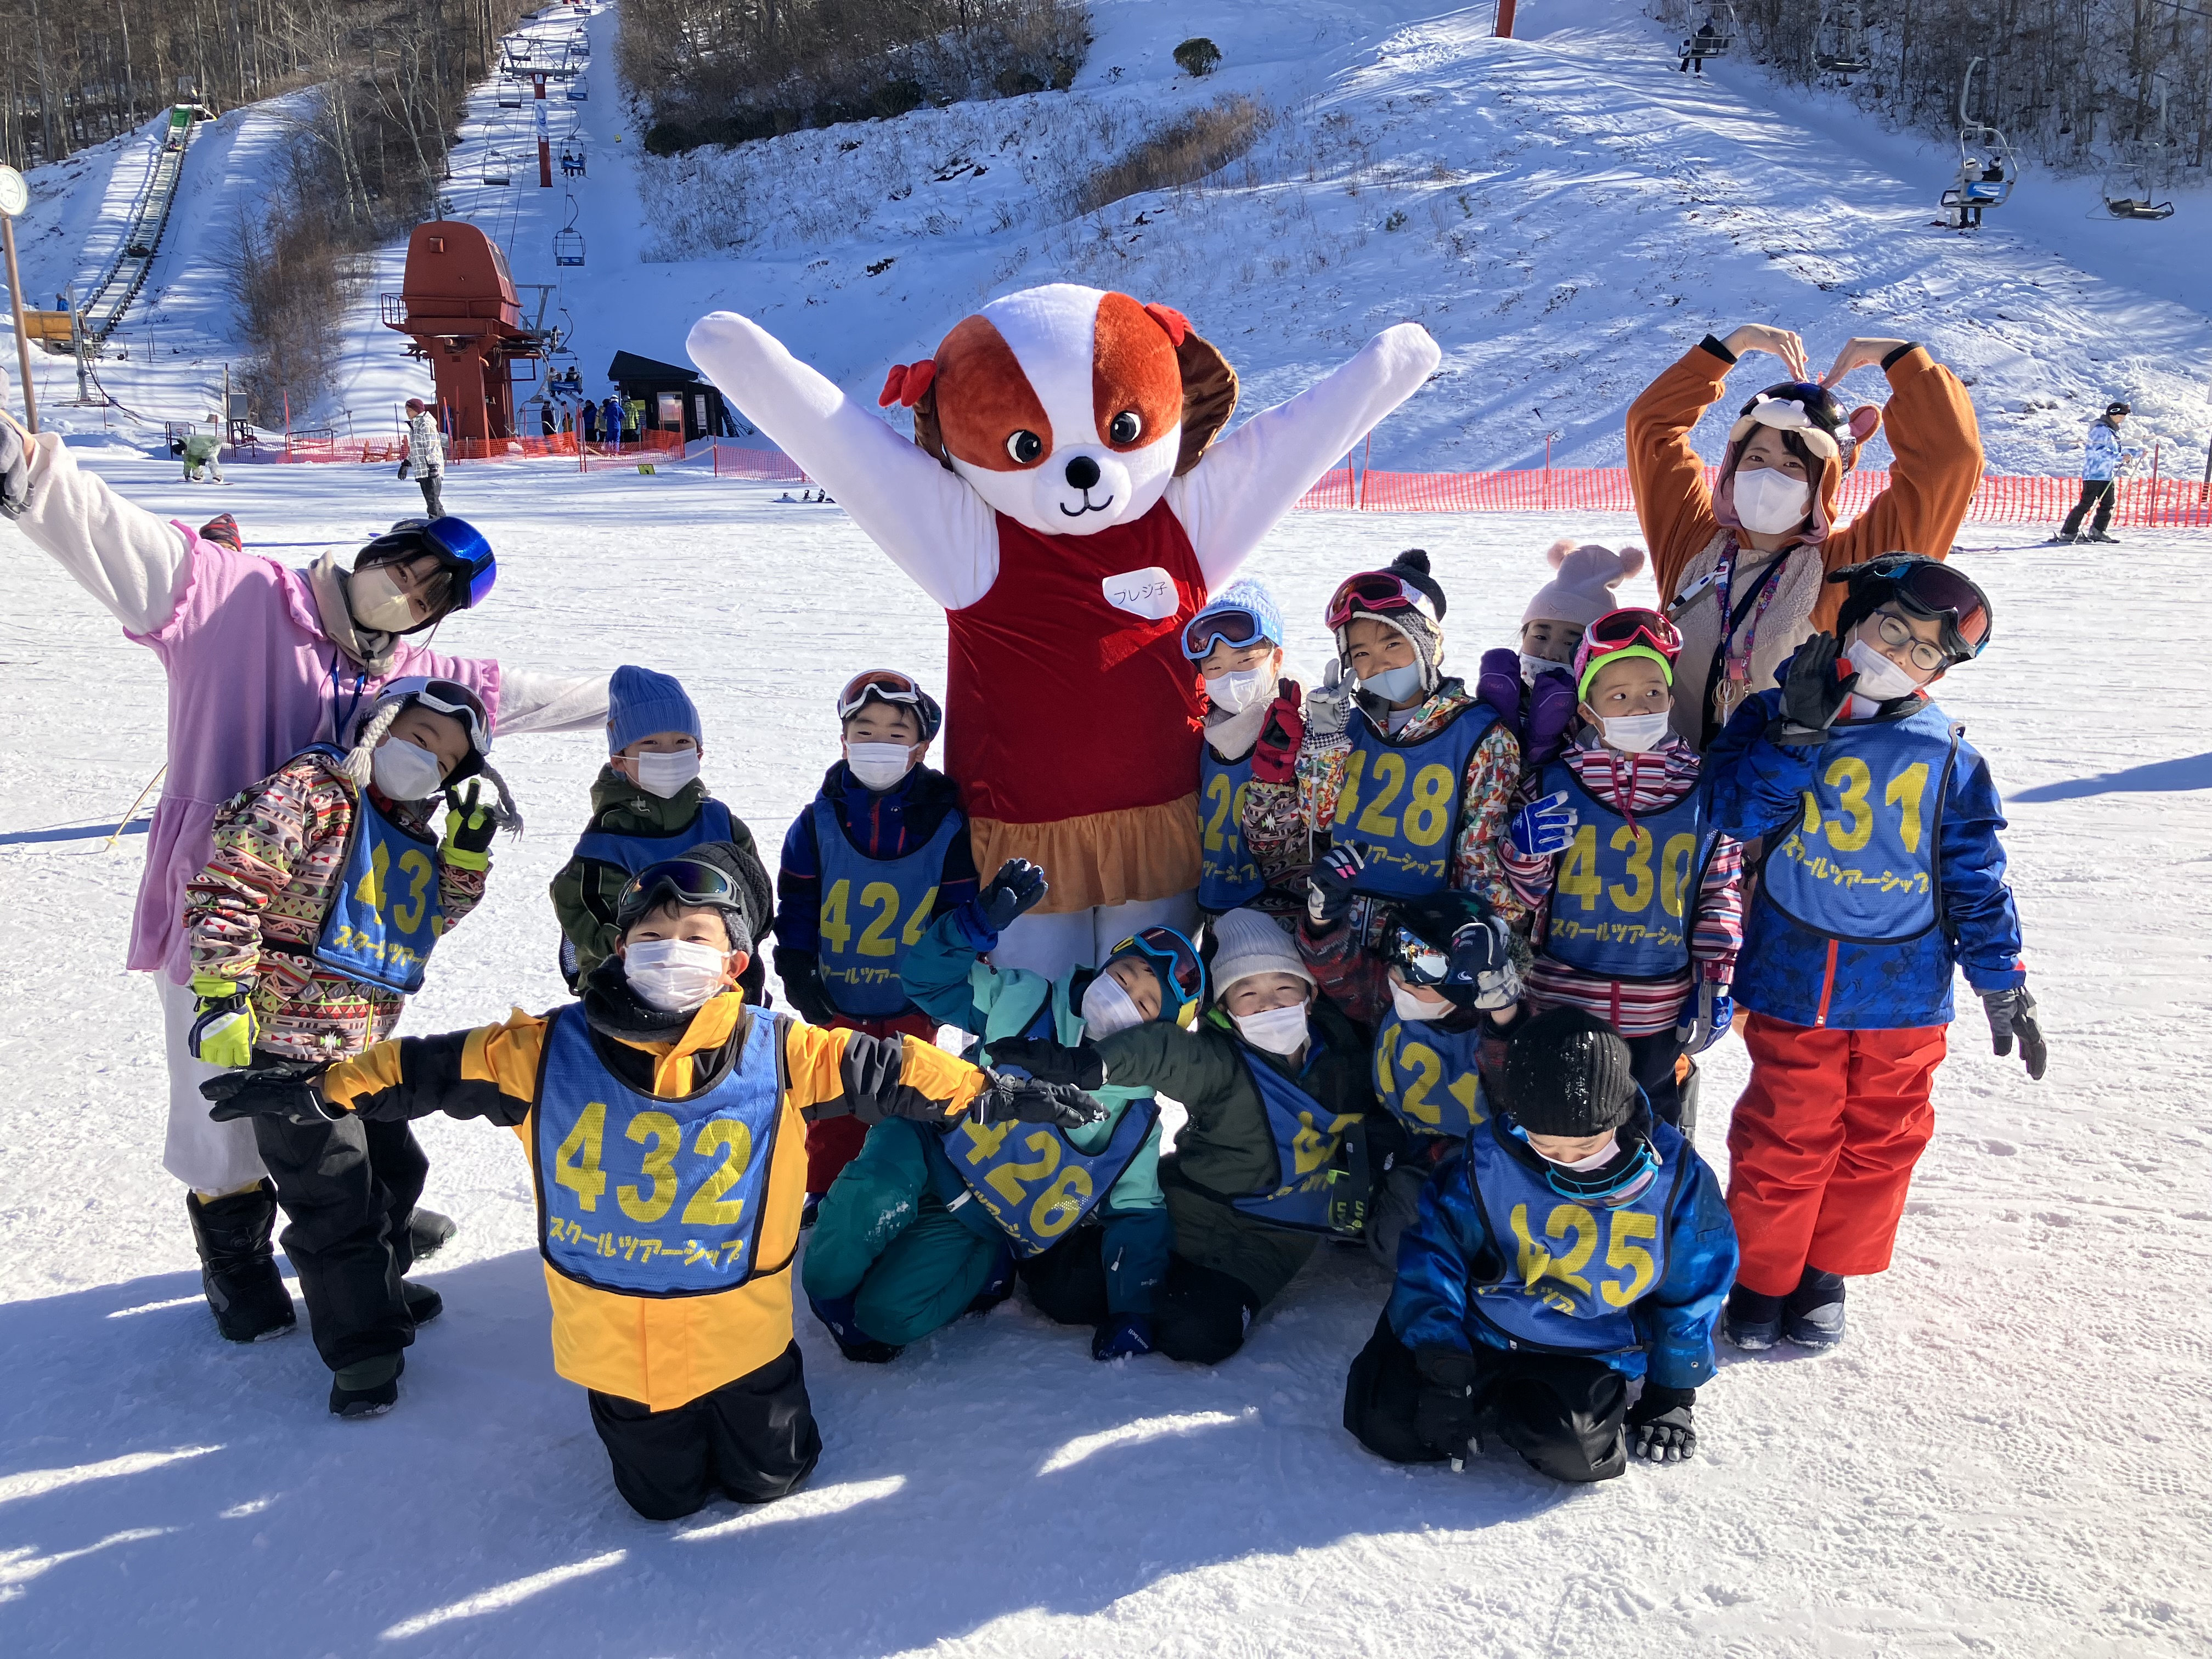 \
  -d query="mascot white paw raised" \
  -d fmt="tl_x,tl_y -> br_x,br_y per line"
688,284 -> 1438,975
